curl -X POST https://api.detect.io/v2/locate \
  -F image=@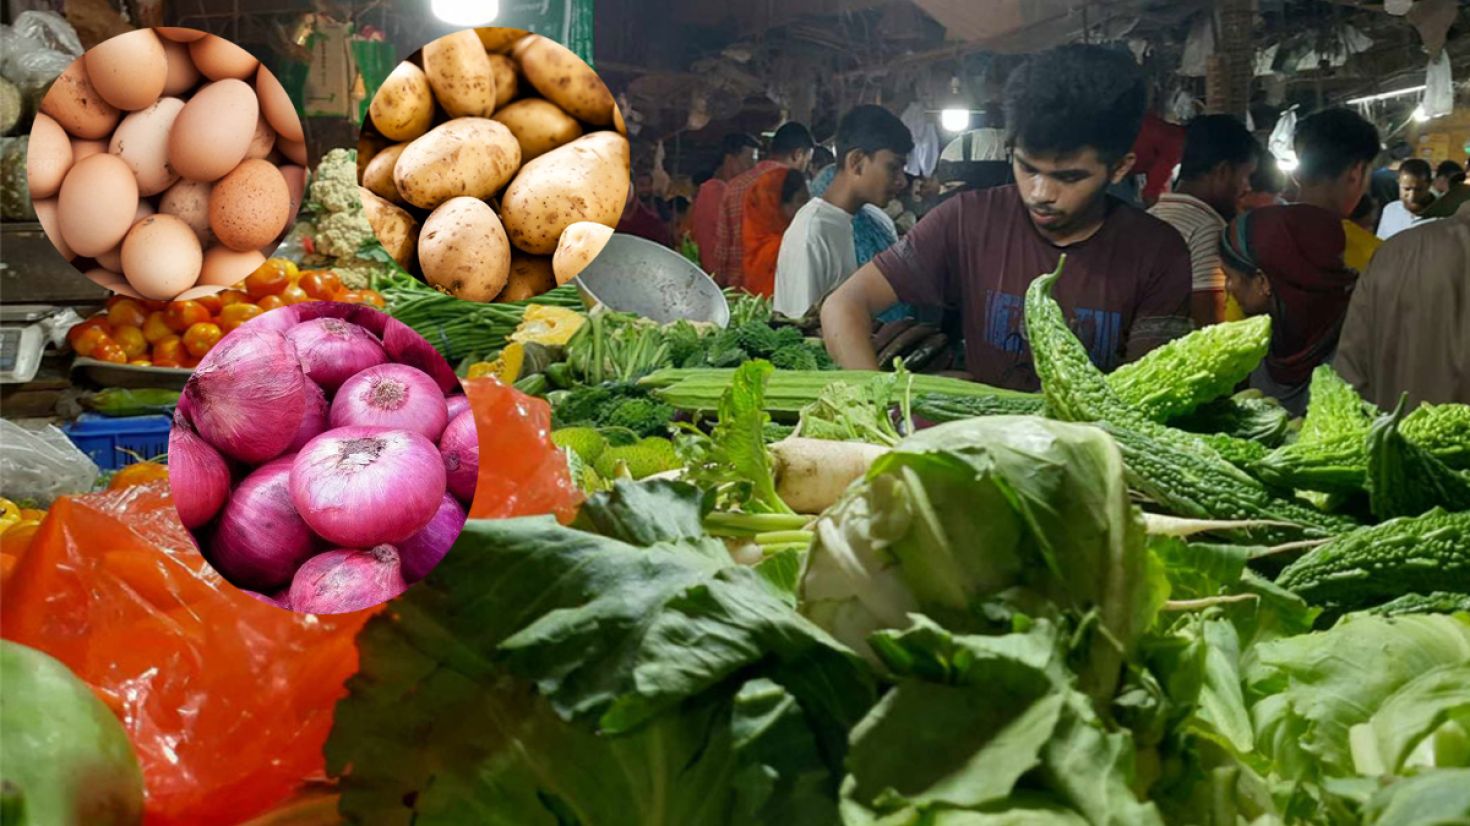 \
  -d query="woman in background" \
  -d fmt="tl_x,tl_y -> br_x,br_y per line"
740,167 -> 810,299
